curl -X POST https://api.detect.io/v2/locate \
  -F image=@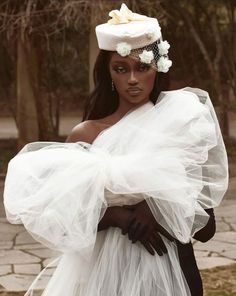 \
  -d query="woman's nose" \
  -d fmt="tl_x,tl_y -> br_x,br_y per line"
128,71 -> 138,85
